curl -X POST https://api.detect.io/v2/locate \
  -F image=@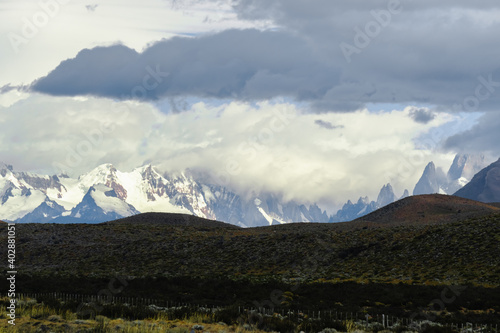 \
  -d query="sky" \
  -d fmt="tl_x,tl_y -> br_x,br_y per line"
1,0 -> 500,211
